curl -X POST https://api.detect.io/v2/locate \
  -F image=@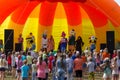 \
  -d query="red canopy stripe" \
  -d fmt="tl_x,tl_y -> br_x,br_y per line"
11,1 -> 40,24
